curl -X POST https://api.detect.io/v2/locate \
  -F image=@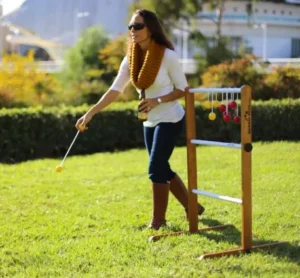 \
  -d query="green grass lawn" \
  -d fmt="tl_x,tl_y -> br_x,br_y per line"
0,142 -> 299,277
